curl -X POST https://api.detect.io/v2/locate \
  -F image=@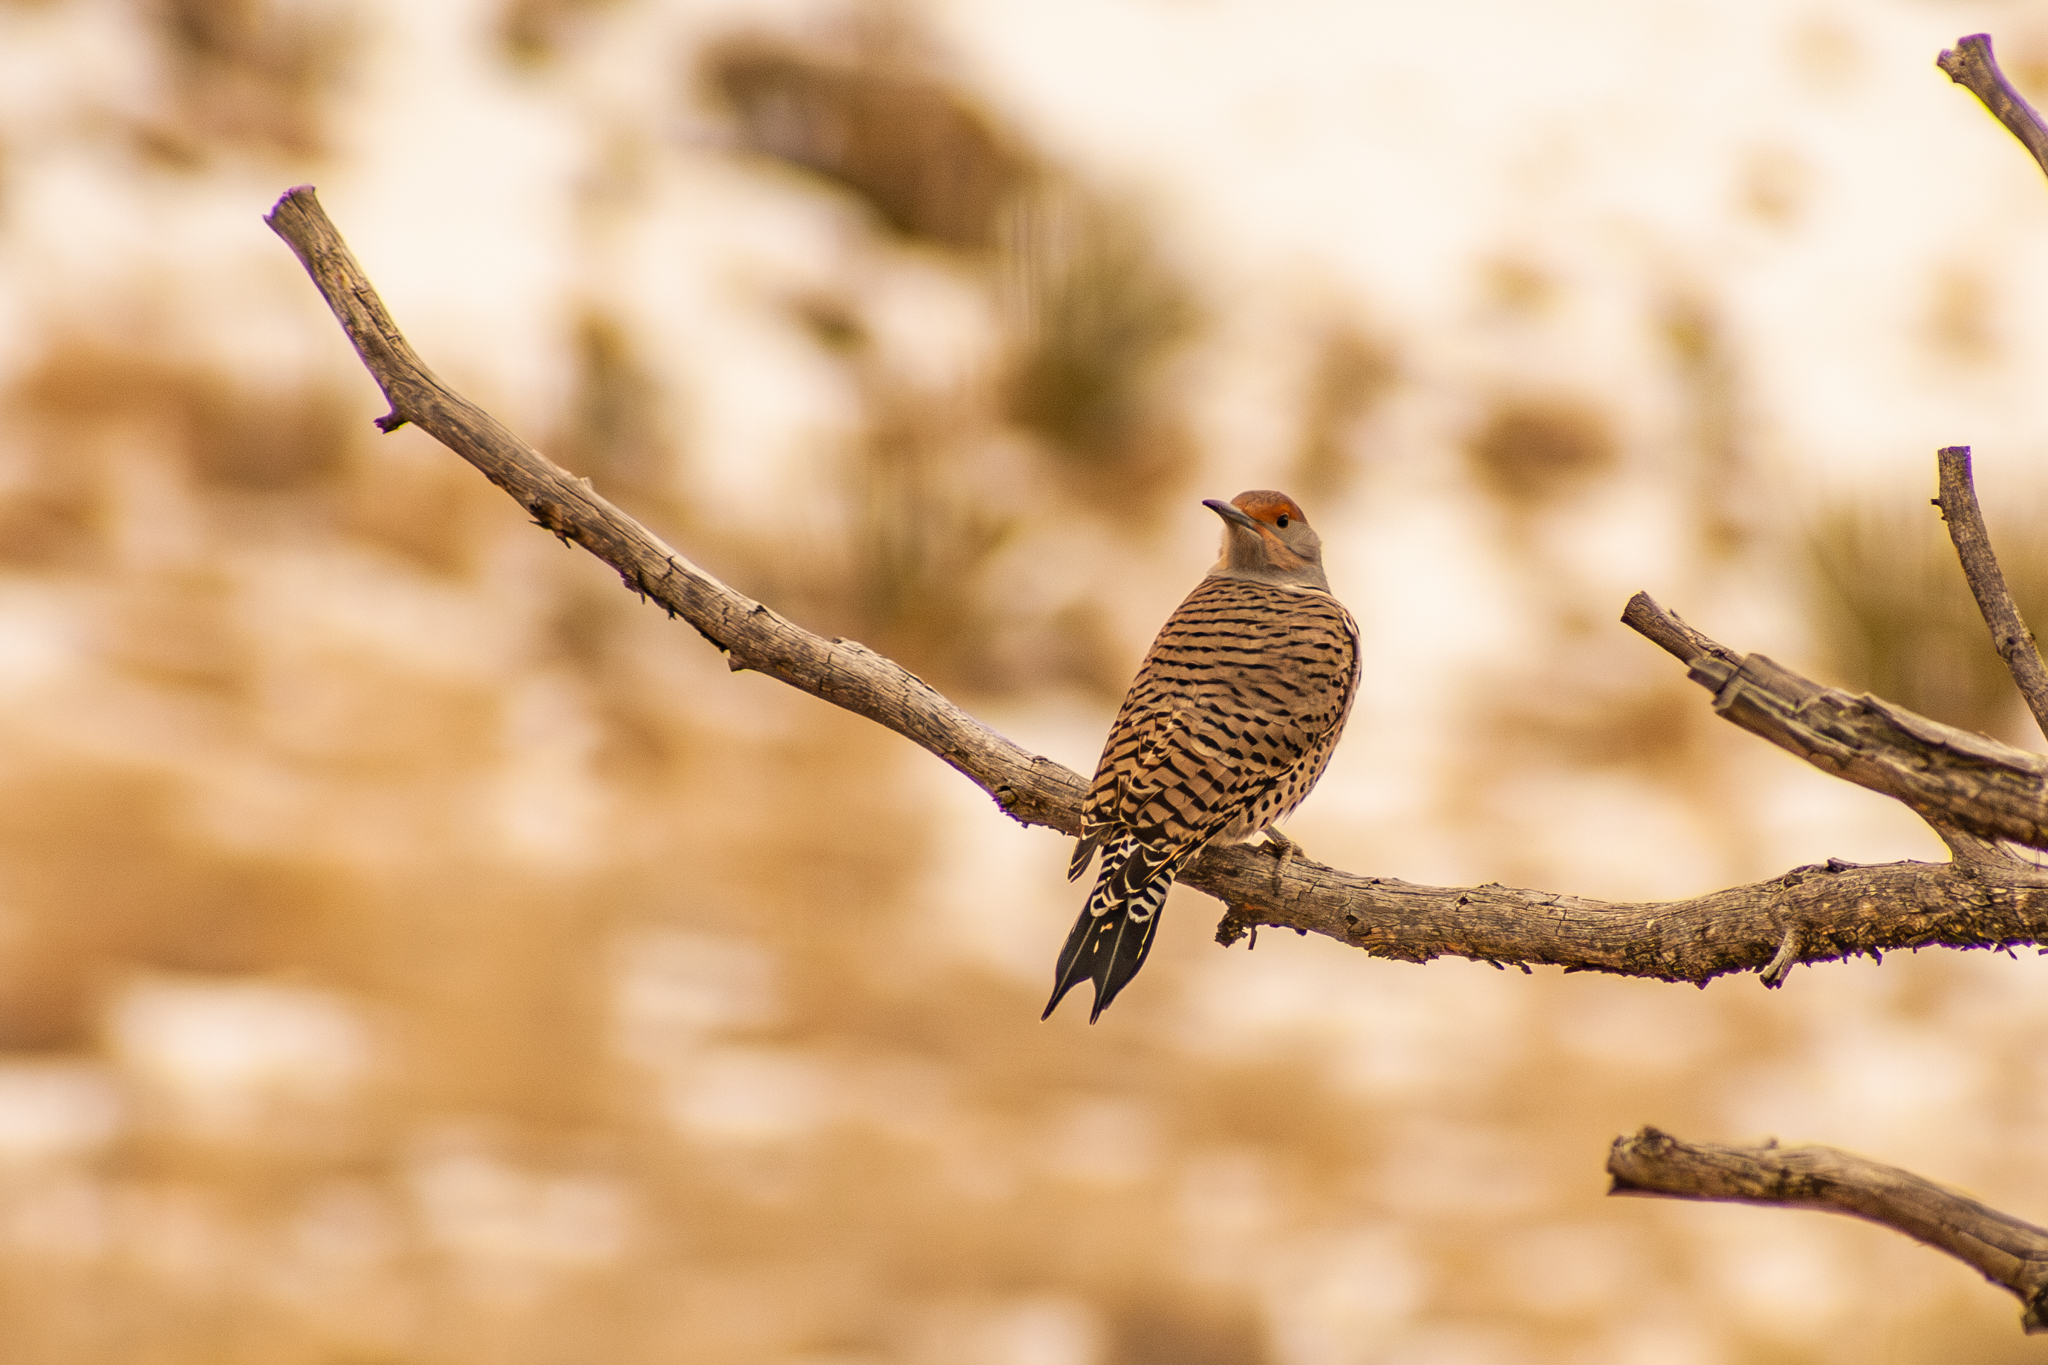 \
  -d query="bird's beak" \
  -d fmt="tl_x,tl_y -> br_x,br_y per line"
1202,499 -> 1262,532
